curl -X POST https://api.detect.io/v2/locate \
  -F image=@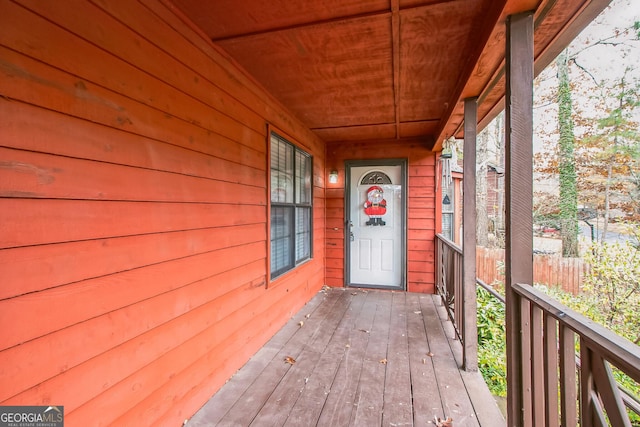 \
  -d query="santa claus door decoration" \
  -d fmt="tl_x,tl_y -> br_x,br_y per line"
364,185 -> 387,226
